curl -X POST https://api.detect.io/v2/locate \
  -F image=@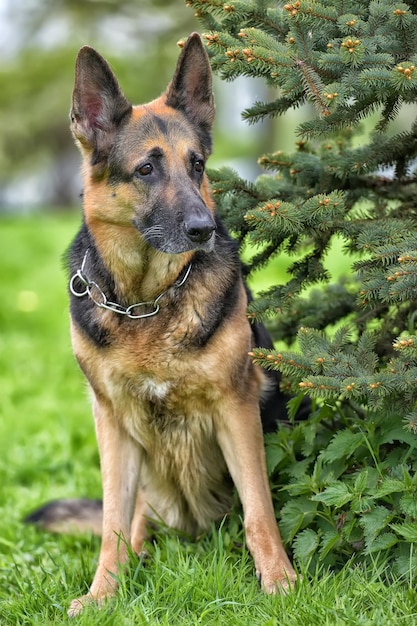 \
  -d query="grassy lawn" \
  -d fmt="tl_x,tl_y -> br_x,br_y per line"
0,214 -> 416,624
